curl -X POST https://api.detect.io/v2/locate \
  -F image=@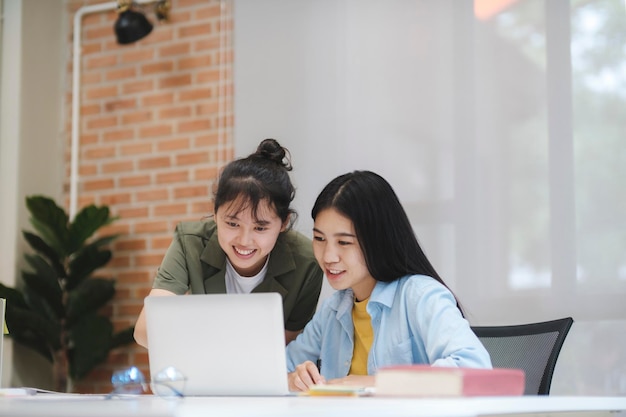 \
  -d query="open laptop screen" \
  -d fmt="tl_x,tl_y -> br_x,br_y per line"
145,293 -> 289,396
